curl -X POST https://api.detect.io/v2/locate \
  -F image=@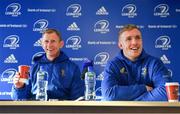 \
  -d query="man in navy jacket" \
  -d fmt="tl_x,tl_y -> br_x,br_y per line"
12,29 -> 84,100
101,24 -> 171,101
